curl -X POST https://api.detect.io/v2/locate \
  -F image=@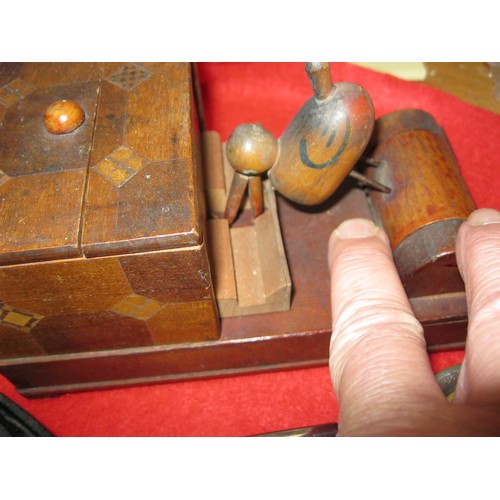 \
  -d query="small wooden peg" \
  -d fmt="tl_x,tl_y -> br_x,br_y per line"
305,62 -> 333,100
